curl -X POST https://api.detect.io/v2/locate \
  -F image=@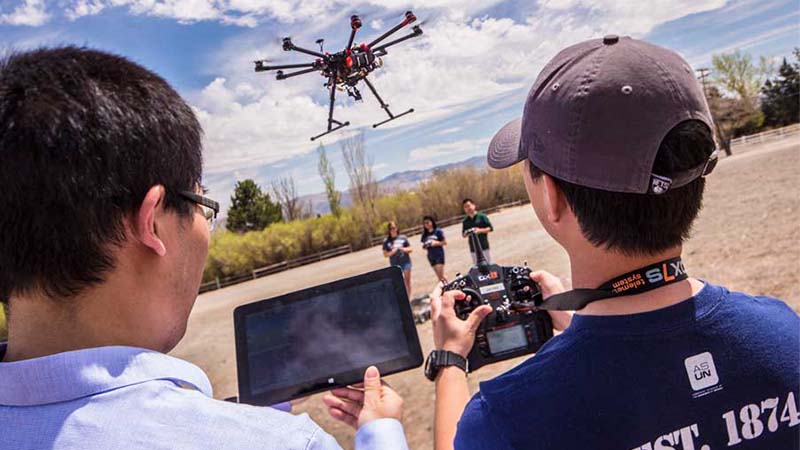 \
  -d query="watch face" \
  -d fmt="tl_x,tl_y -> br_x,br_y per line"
424,351 -> 437,381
